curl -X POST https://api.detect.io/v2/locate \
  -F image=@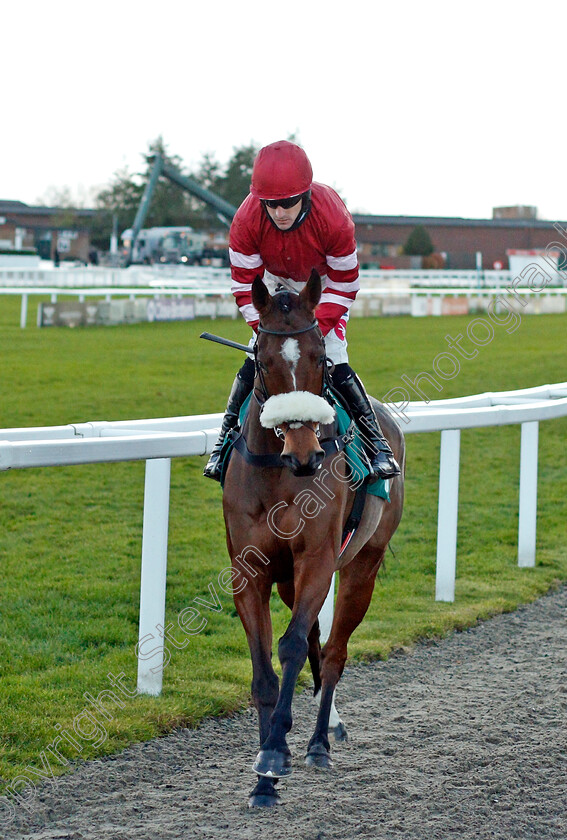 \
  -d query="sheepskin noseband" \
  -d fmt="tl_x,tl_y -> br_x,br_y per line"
260,391 -> 335,429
